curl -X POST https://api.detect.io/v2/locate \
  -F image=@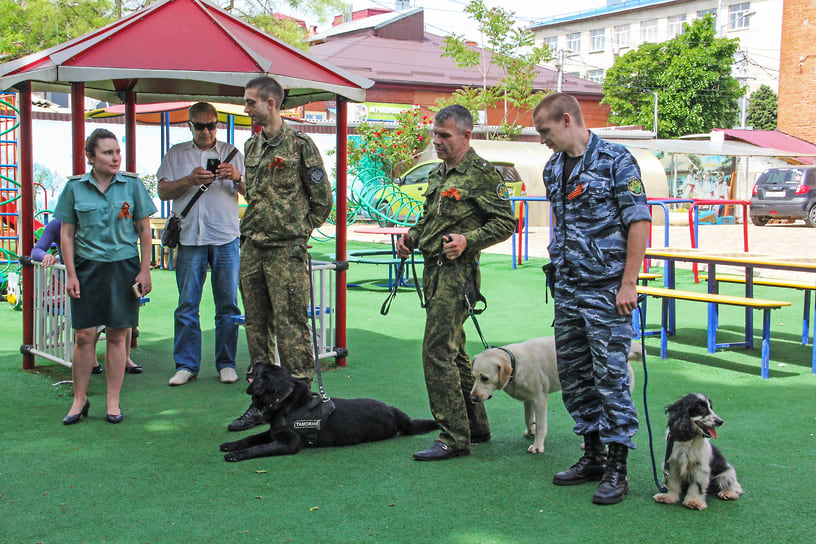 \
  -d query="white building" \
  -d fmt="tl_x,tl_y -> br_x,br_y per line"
530,0 -> 782,93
